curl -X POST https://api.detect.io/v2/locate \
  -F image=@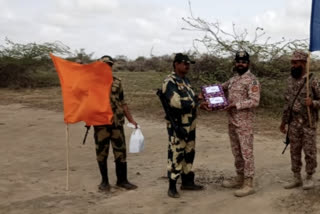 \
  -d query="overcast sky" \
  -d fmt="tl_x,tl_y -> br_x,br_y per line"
0,0 -> 313,59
